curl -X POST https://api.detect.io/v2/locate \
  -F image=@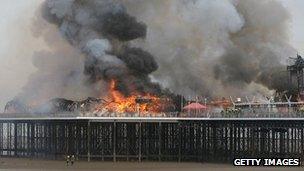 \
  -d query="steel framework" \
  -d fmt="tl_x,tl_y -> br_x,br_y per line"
0,118 -> 303,163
